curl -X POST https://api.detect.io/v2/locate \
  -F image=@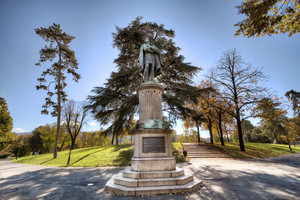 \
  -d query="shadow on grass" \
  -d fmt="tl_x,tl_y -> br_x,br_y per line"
270,146 -> 291,152
72,146 -> 102,154
111,148 -> 134,166
71,148 -> 106,165
40,159 -> 54,165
